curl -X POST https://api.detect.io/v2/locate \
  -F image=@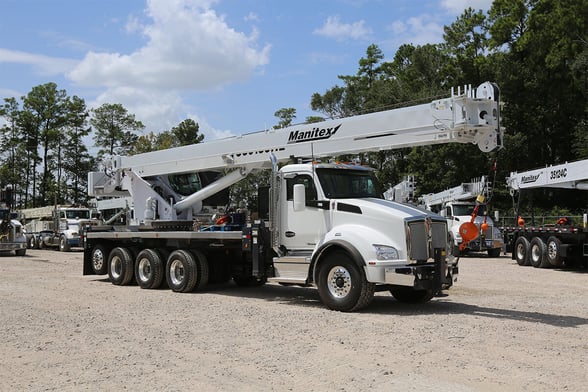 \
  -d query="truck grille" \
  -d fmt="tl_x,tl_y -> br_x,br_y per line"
407,220 -> 447,261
